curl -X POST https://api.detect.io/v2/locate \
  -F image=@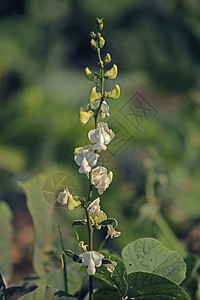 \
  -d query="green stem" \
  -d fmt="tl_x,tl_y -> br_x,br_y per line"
58,224 -> 68,293
95,48 -> 104,128
146,169 -> 187,257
